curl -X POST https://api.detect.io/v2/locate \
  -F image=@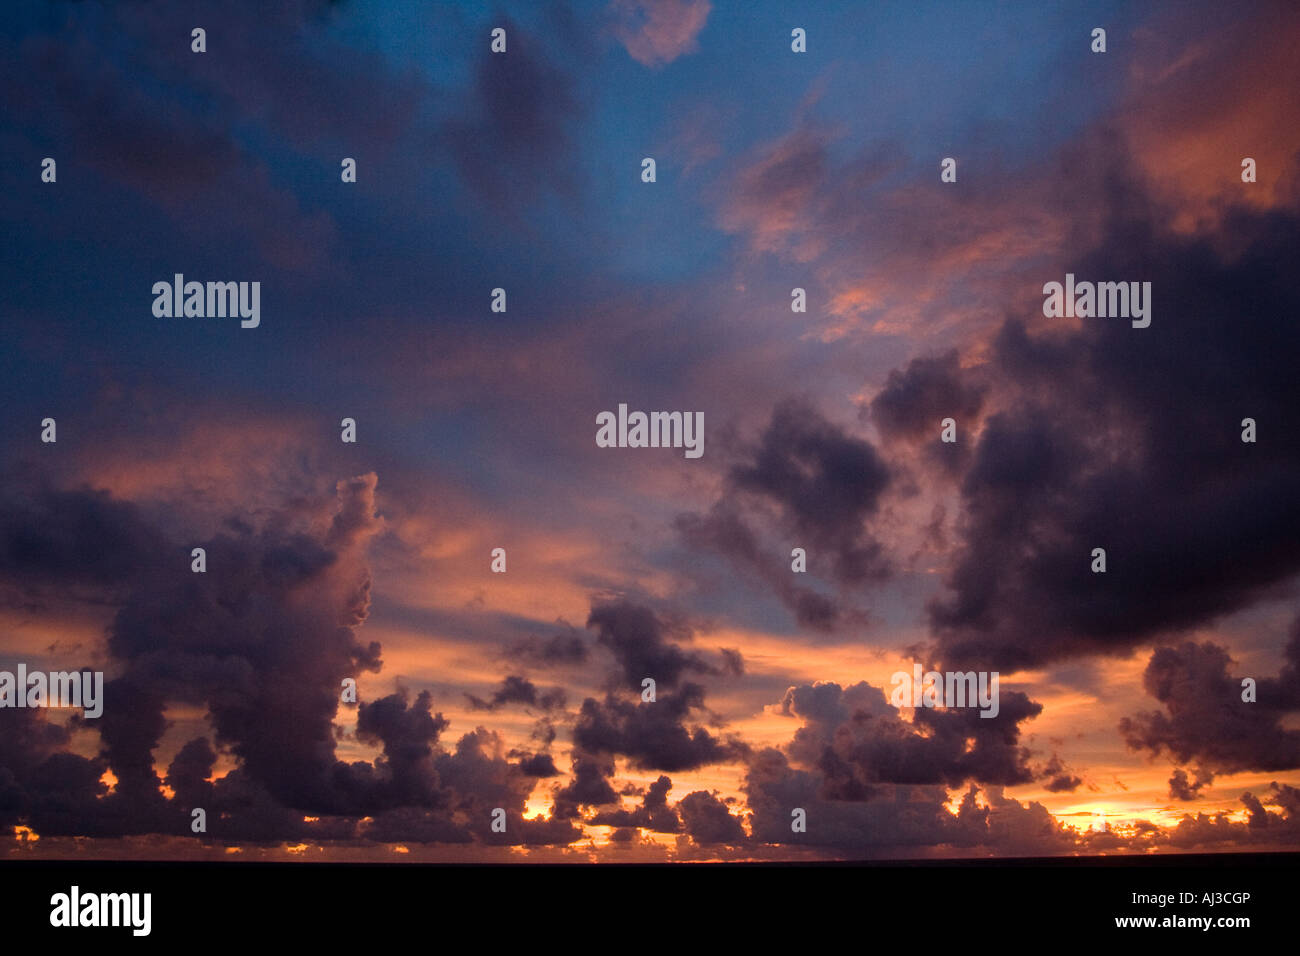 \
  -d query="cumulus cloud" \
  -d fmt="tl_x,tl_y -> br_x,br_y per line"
1120,639 -> 1300,774
590,774 -> 681,832
742,747 -> 1077,857
676,789 -> 745,844
778,680 -> 1042,797
0,473 -> 587,847
573,683 -> 747,773
927,193 -> 1300,670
